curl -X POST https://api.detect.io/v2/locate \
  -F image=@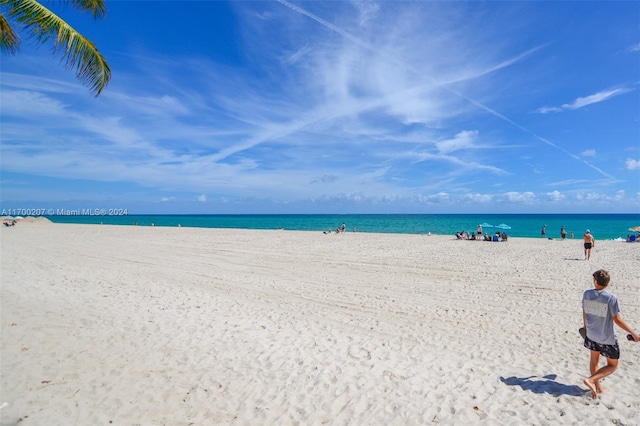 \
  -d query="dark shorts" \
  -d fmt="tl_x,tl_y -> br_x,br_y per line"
584,336 -> 620,359
584,243 -> 592,249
